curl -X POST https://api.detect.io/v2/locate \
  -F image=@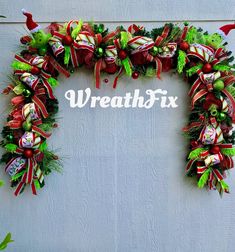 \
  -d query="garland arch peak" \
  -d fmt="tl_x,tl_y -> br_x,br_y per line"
2,9 -> 235,197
